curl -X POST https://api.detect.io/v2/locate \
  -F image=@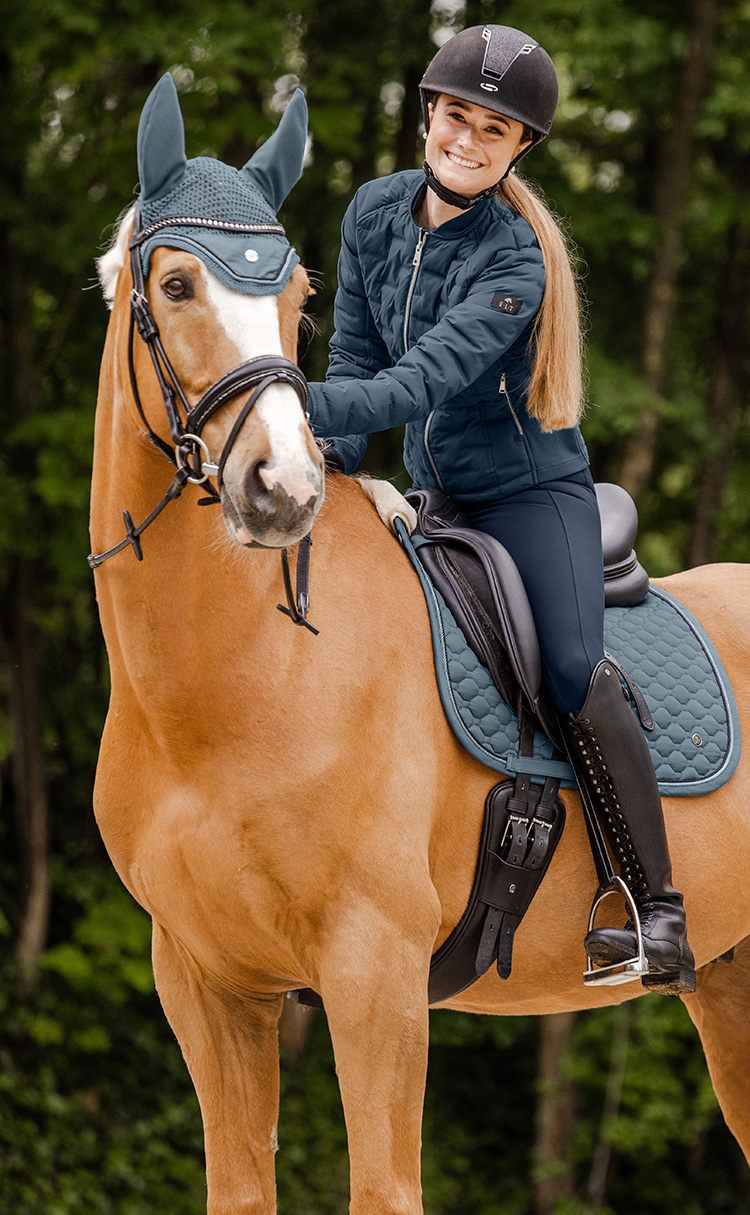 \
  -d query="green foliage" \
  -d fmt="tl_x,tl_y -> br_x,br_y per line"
0,875 -> 206,1214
